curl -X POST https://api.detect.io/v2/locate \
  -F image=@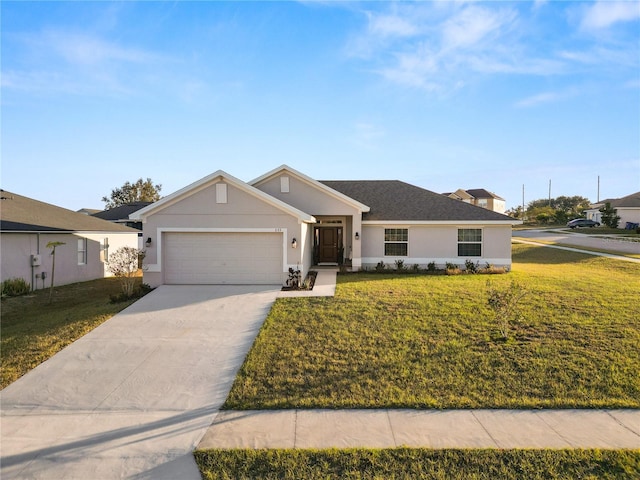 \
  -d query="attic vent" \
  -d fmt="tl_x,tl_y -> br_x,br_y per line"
216,183 -> 228,204
281,176 -> 290,193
